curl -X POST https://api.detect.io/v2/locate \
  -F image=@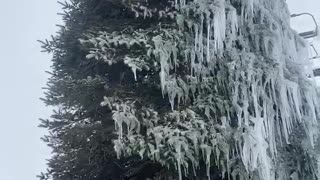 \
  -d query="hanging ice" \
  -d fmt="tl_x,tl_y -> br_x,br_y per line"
155,0 -> 320,179
82,0 -> 320,179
